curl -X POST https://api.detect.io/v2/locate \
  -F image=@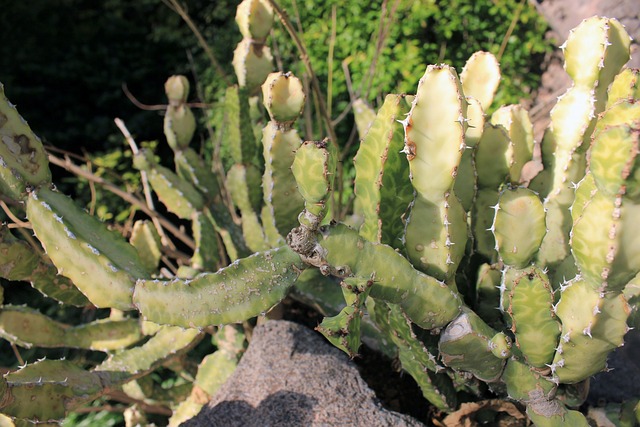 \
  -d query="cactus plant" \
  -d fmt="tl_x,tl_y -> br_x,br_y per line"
0,7 -> 638,427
